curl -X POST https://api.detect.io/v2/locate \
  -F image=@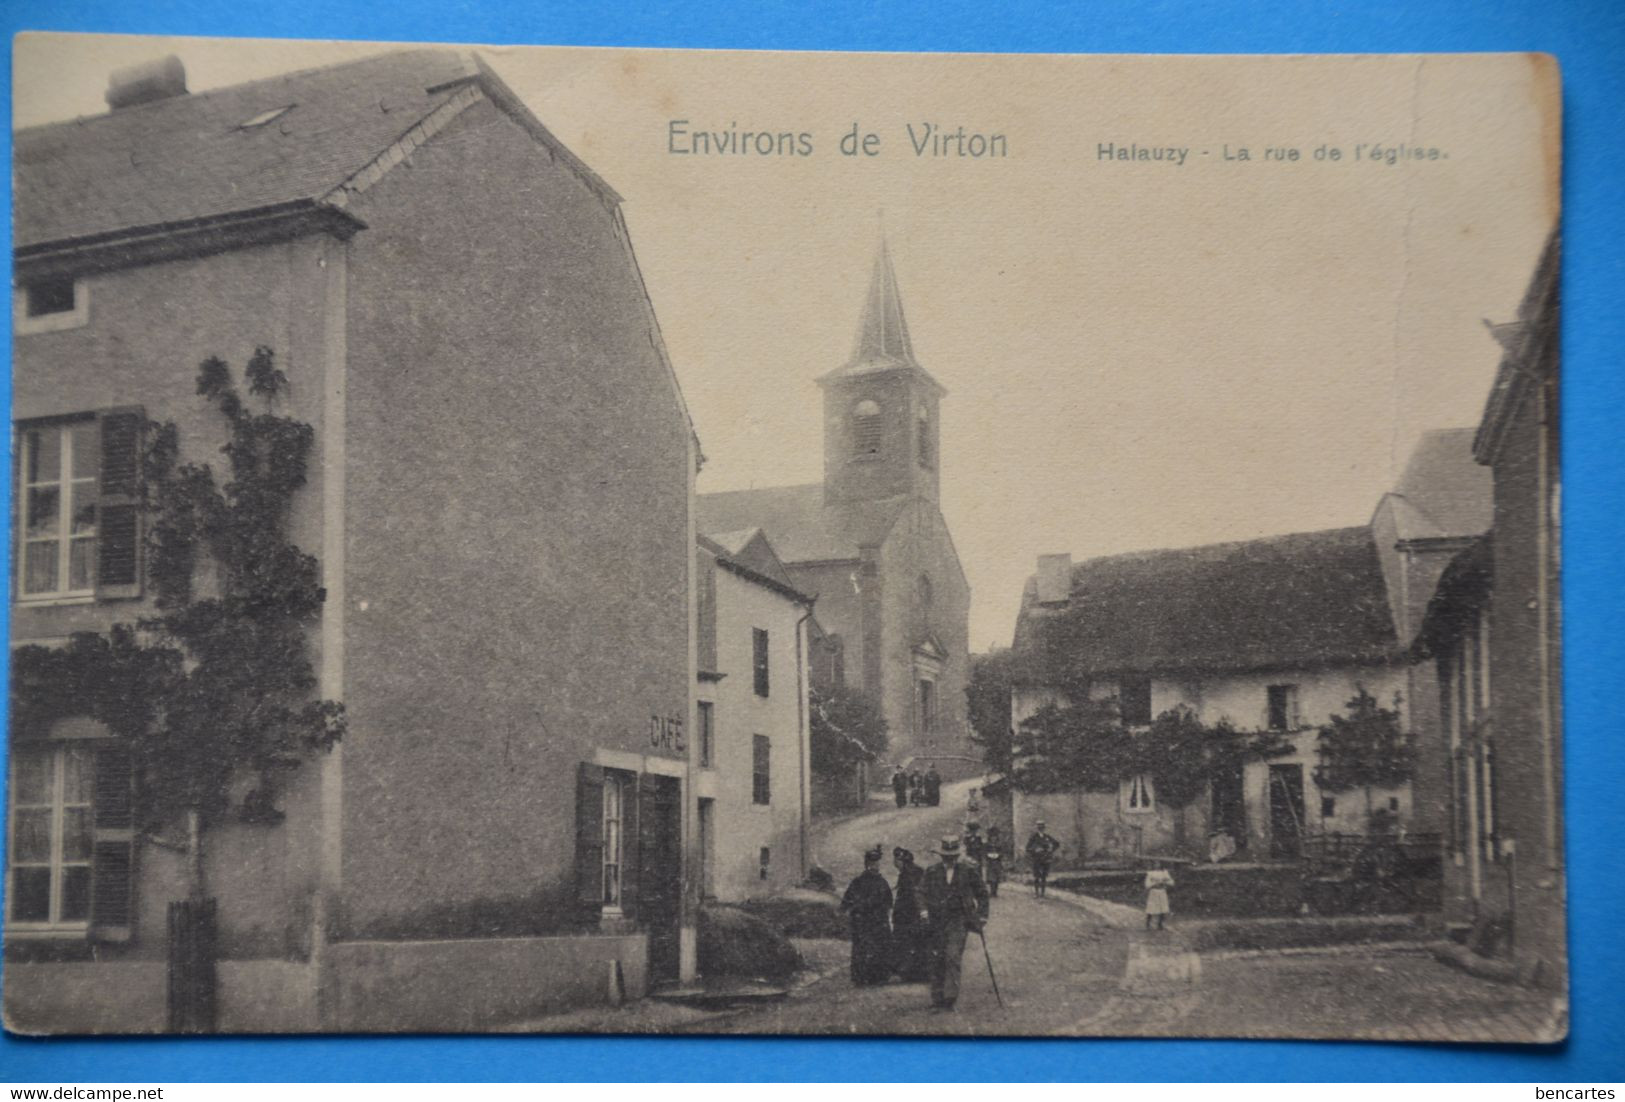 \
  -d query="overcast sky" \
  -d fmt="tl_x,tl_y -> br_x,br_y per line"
15,36 -> 1557,650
